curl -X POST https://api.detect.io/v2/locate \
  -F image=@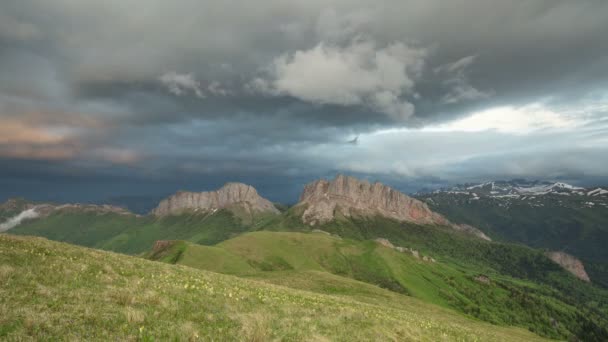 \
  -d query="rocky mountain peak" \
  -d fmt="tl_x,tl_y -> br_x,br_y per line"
152,182 -> 279,216
297,175 -> 490,240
